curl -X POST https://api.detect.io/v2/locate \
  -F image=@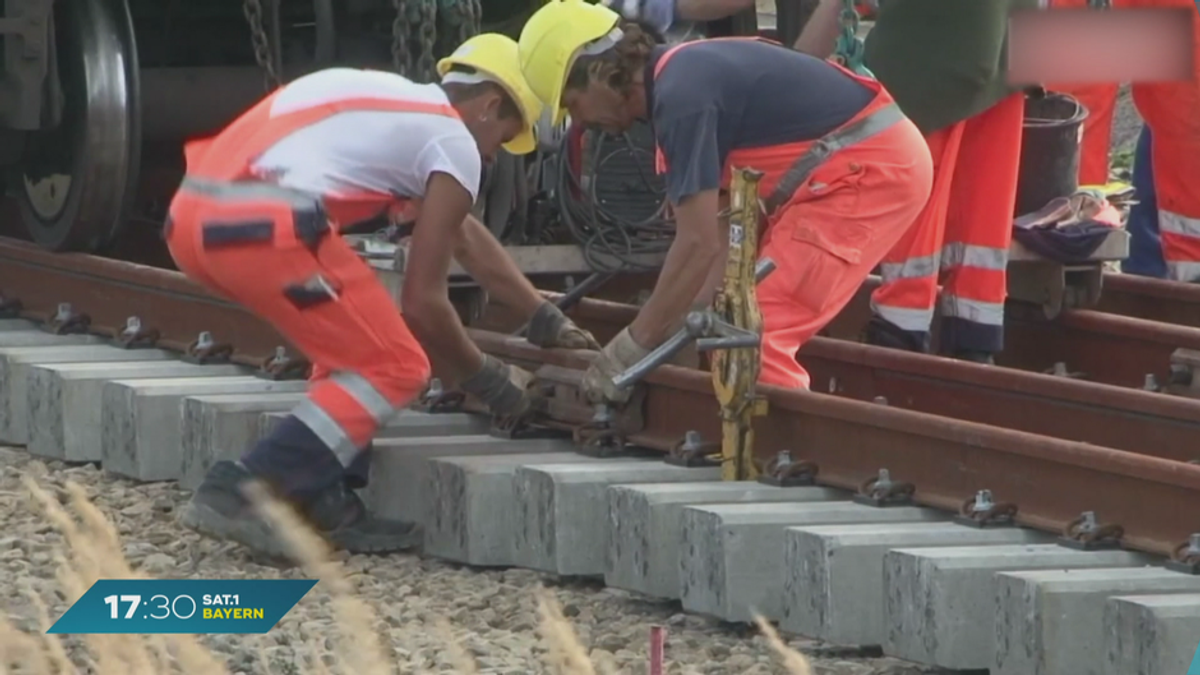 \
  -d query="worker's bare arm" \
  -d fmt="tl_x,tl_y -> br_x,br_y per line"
452,214 -> 544,318
792,0 -> 844,58
629,188 -> 723,346
675,0 -> 755,22
400,171 -> 486,381
690,197 -> 731,309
